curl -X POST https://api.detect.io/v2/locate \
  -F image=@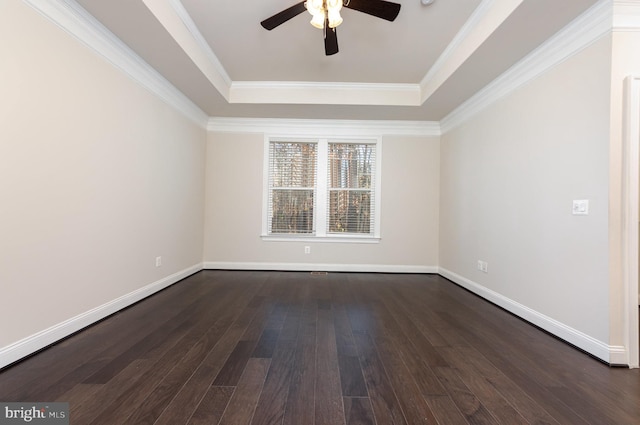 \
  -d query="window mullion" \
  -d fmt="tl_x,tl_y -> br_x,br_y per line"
316,138 -> 328,237
374,137 -> 381,238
